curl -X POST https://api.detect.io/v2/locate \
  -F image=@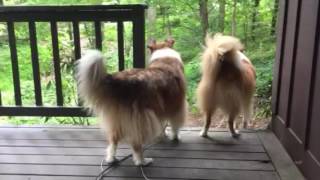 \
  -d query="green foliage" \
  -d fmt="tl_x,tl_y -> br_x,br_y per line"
0,0 -> 277,125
